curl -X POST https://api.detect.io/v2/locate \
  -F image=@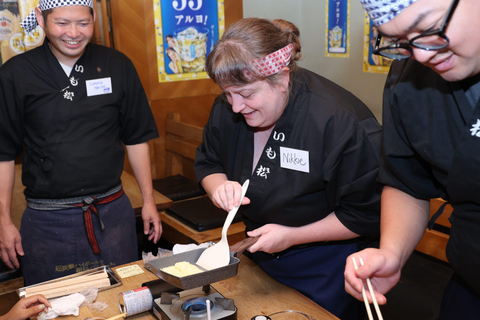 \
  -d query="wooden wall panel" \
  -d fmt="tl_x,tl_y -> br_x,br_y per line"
110,0 -> 151,92
150,94 -> 218,179
109,0 -> 243,179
